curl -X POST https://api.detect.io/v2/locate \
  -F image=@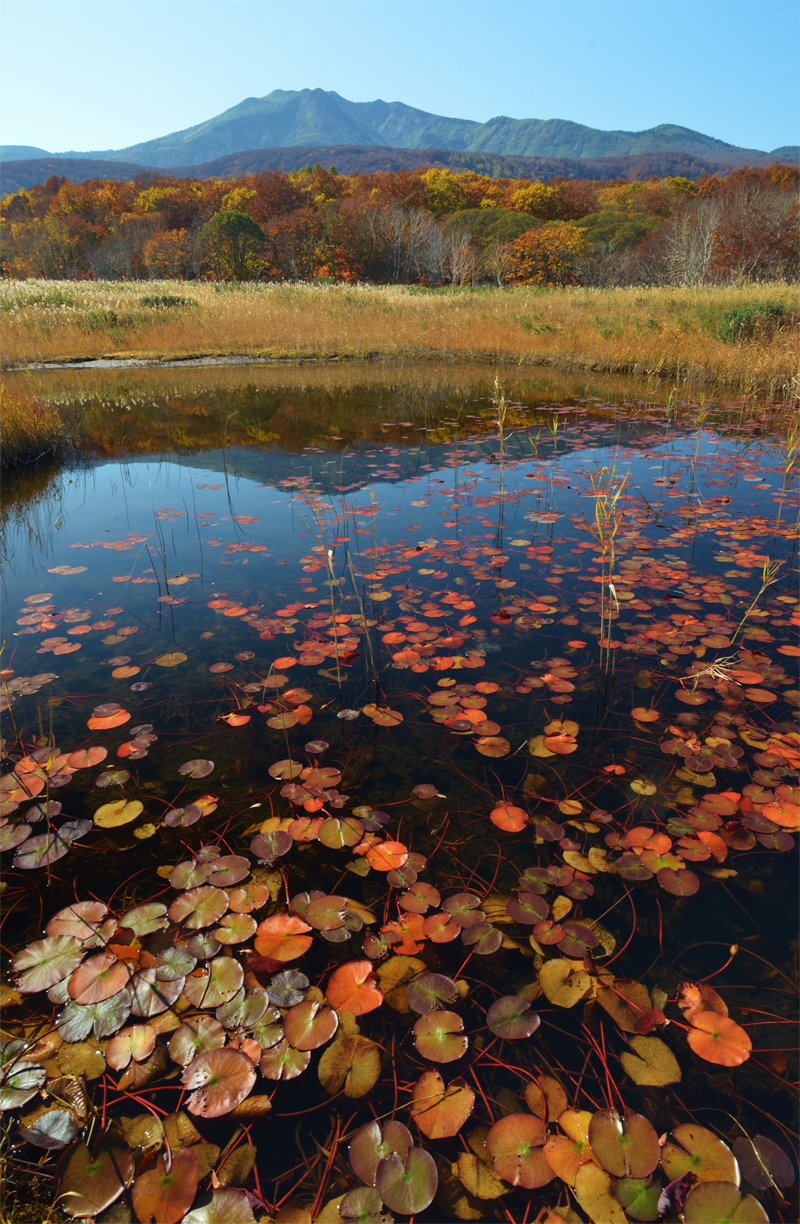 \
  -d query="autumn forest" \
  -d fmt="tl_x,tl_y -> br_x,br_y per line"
1,162 -> 797,288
